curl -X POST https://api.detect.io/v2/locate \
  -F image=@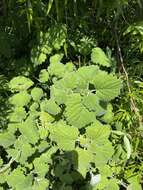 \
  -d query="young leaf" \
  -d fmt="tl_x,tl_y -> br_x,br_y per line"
31,87 -> 43,101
